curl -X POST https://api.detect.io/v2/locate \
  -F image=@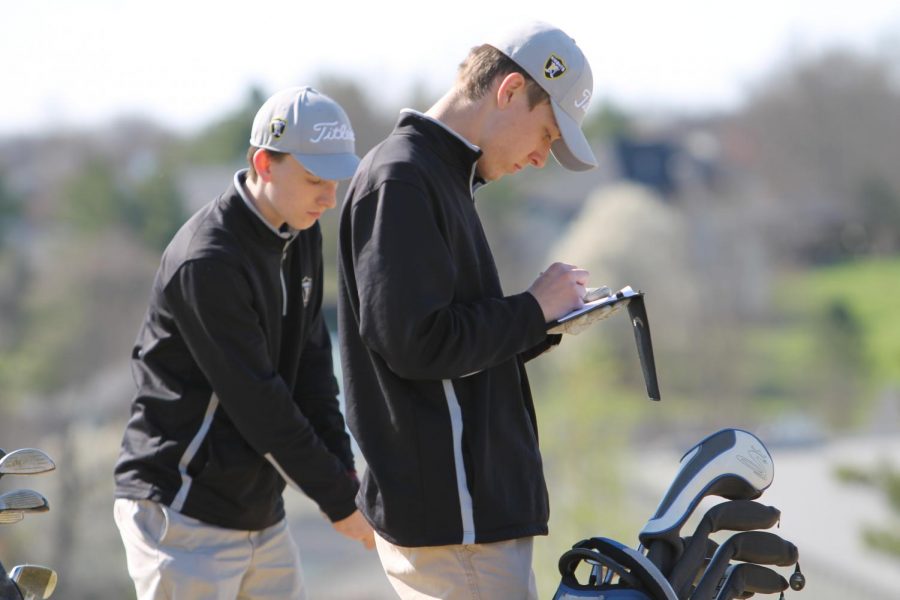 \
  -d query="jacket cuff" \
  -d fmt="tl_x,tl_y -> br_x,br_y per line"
521,333 -> 563,363
321,484 -> 359,522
